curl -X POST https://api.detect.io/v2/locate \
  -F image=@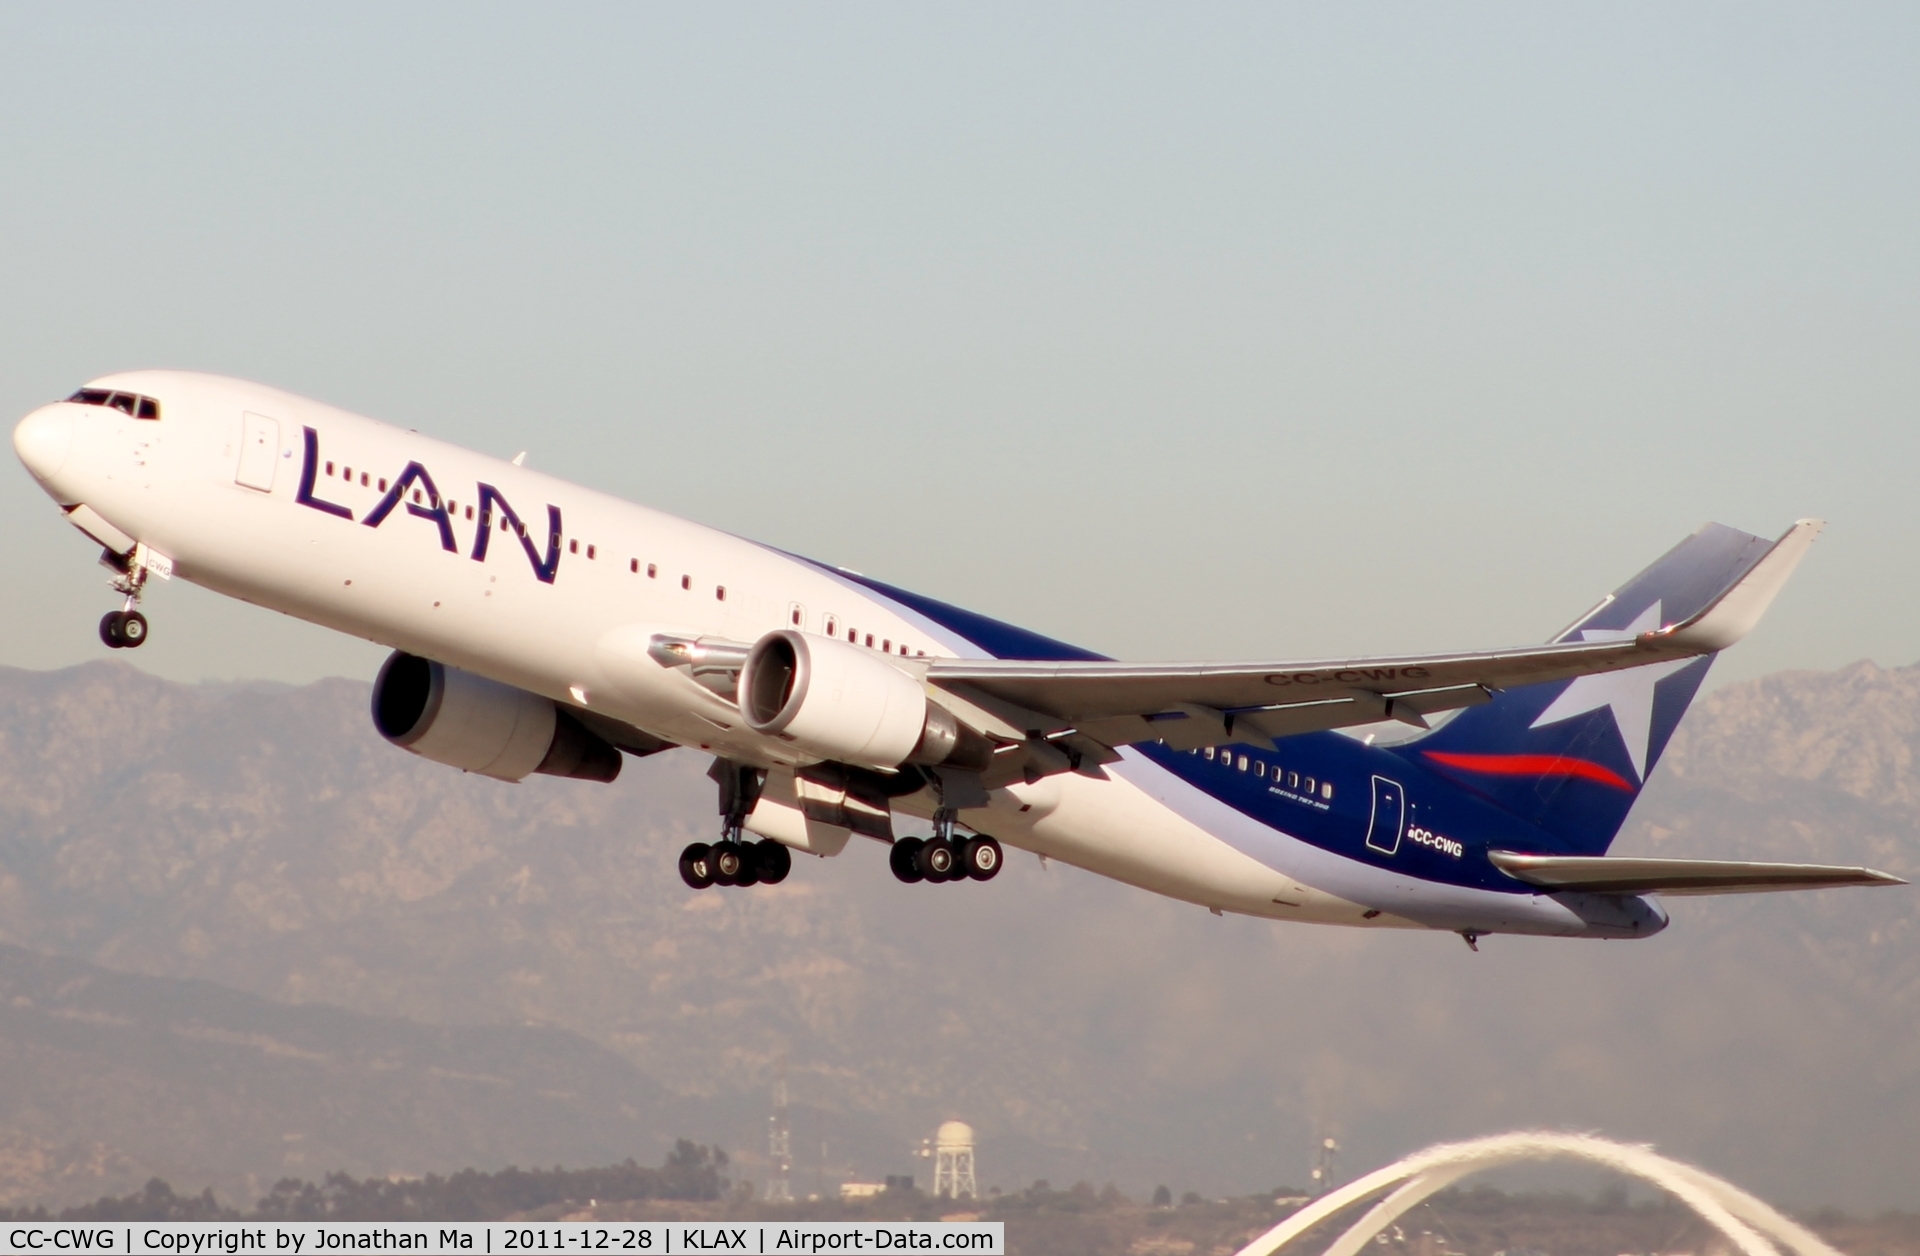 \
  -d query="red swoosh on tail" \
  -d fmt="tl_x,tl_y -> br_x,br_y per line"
1421,751 -> 1636,792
